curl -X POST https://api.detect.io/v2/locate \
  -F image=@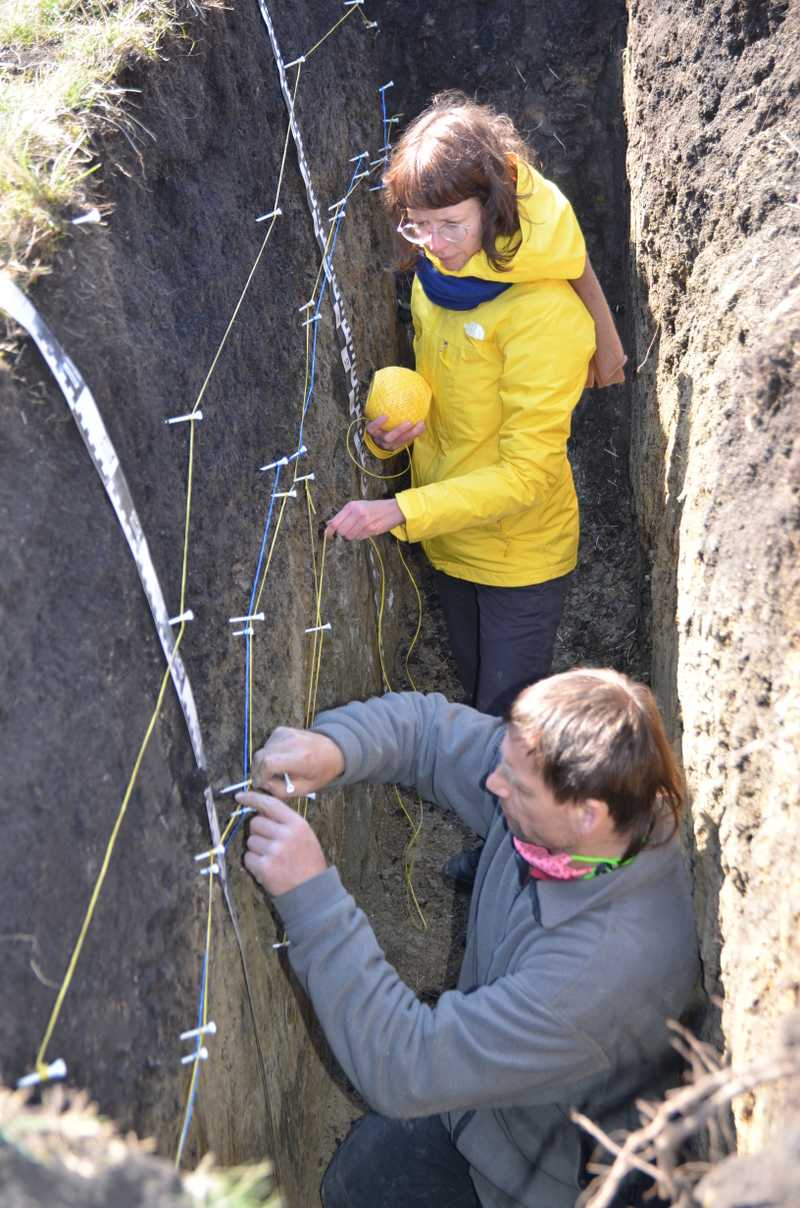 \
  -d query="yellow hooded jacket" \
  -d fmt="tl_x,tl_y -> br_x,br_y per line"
381,161 -> 596,587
